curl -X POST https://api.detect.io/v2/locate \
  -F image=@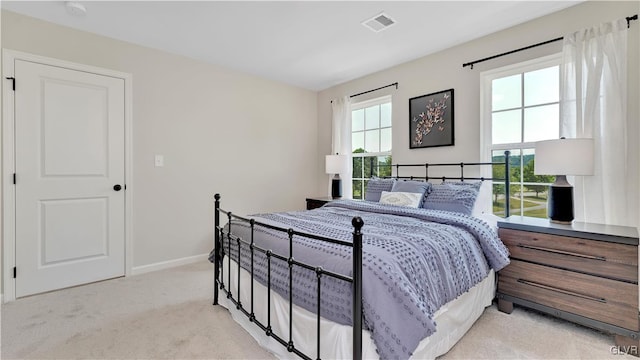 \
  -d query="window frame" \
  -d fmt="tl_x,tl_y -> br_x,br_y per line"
351,95 -> 392,200
480,53 -> 561,217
